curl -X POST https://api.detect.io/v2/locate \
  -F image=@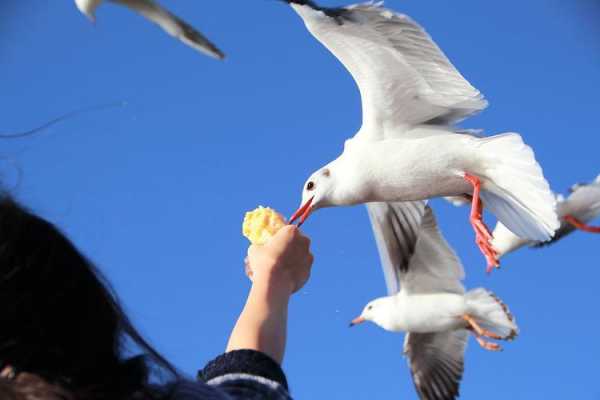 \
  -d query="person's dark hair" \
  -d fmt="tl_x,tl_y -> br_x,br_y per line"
0,373 -> 74,400
0,194 -> 178,399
